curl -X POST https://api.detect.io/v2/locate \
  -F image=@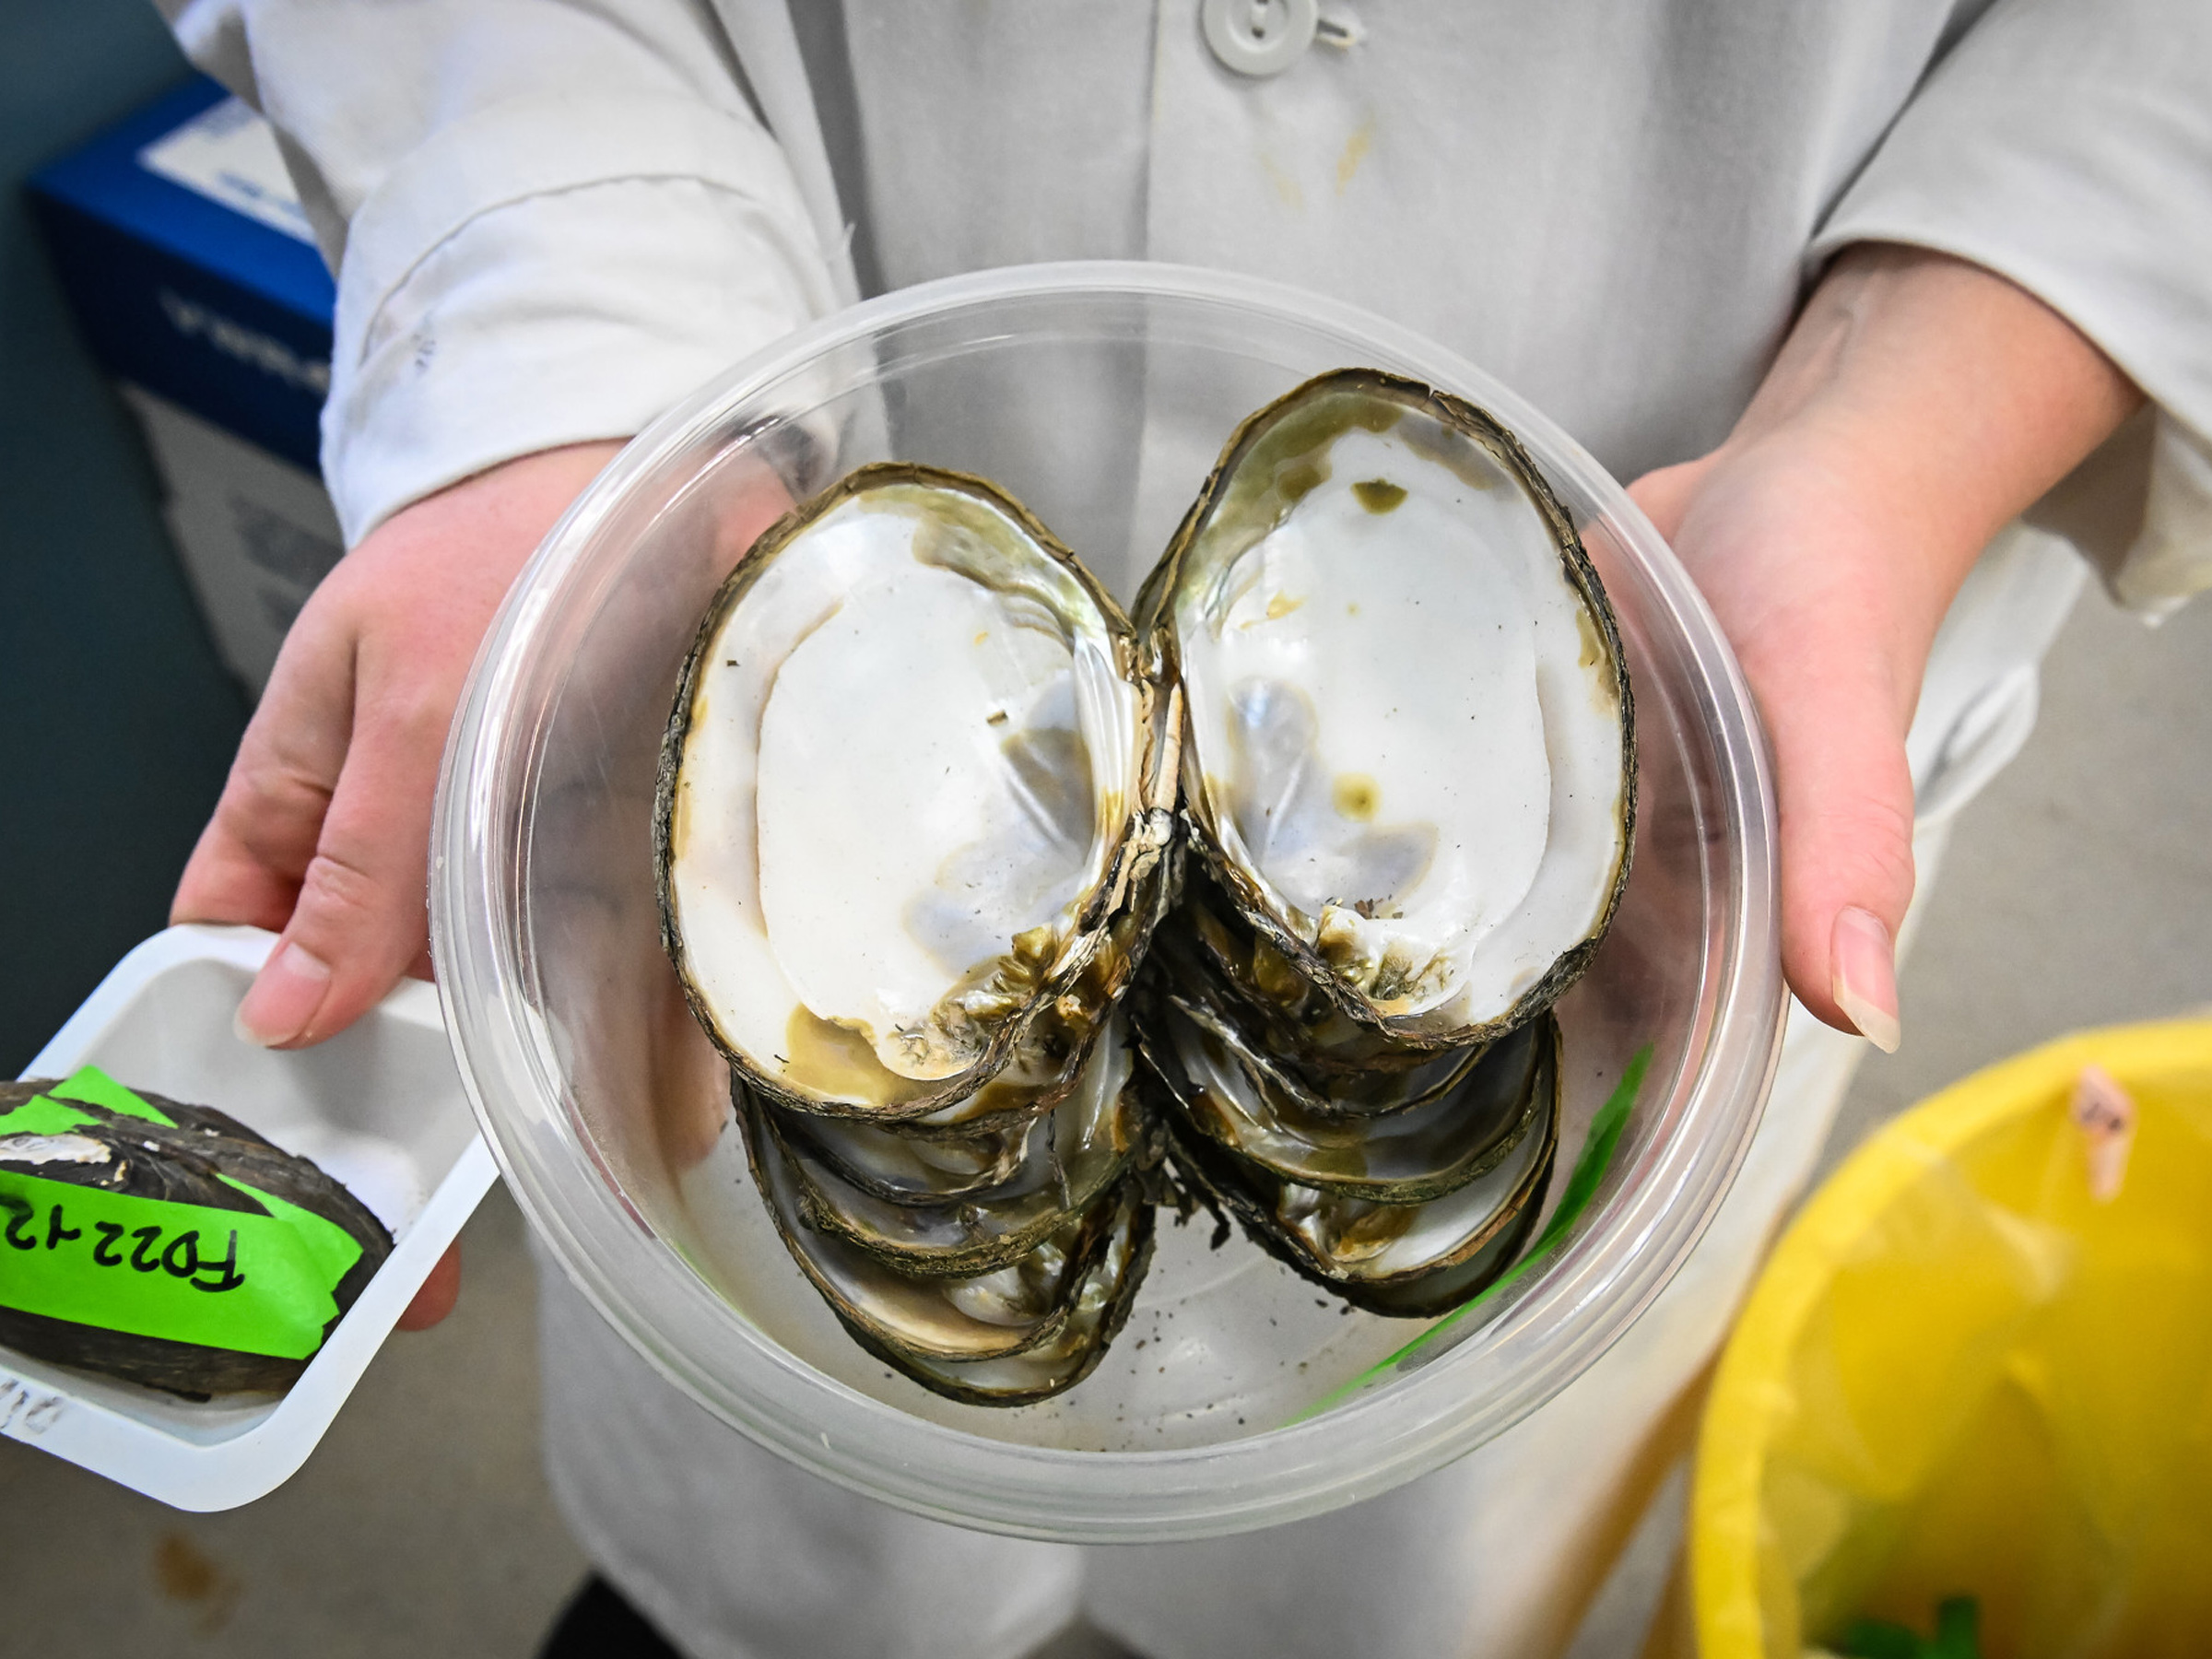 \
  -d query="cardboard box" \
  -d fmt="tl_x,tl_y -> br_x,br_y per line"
30,76 -> 340,695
